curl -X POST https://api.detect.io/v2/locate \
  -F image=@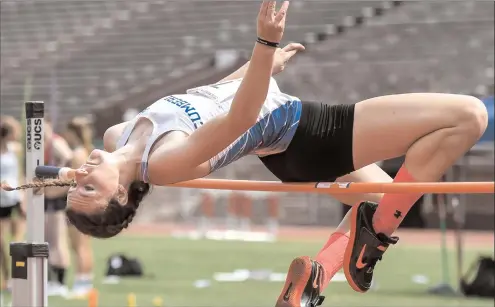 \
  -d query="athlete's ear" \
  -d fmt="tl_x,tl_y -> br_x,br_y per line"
115,184 -> 128,205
